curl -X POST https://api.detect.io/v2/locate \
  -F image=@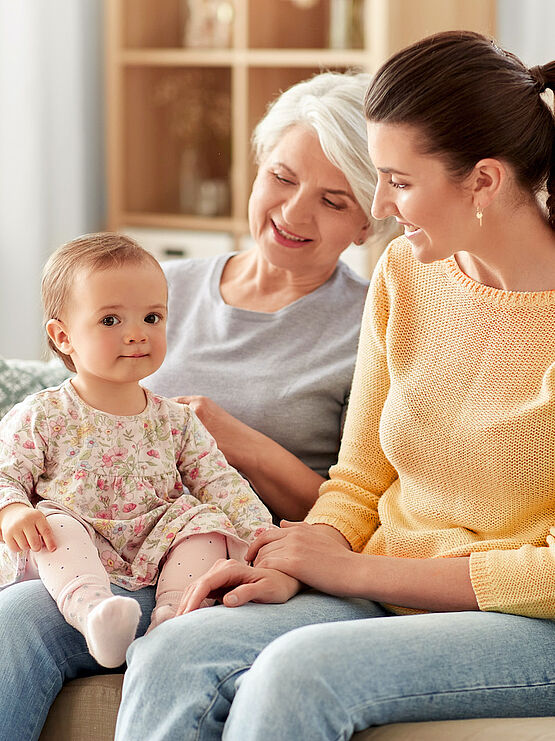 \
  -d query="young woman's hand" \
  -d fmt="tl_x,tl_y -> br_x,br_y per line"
176,559 -> 302,615
0,503 -> 56,552
246,521 -> 361,598
248,522 -> 480,612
